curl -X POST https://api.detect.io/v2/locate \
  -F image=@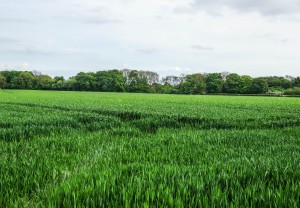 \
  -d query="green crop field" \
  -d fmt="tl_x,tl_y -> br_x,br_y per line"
0,90 -> 300,207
